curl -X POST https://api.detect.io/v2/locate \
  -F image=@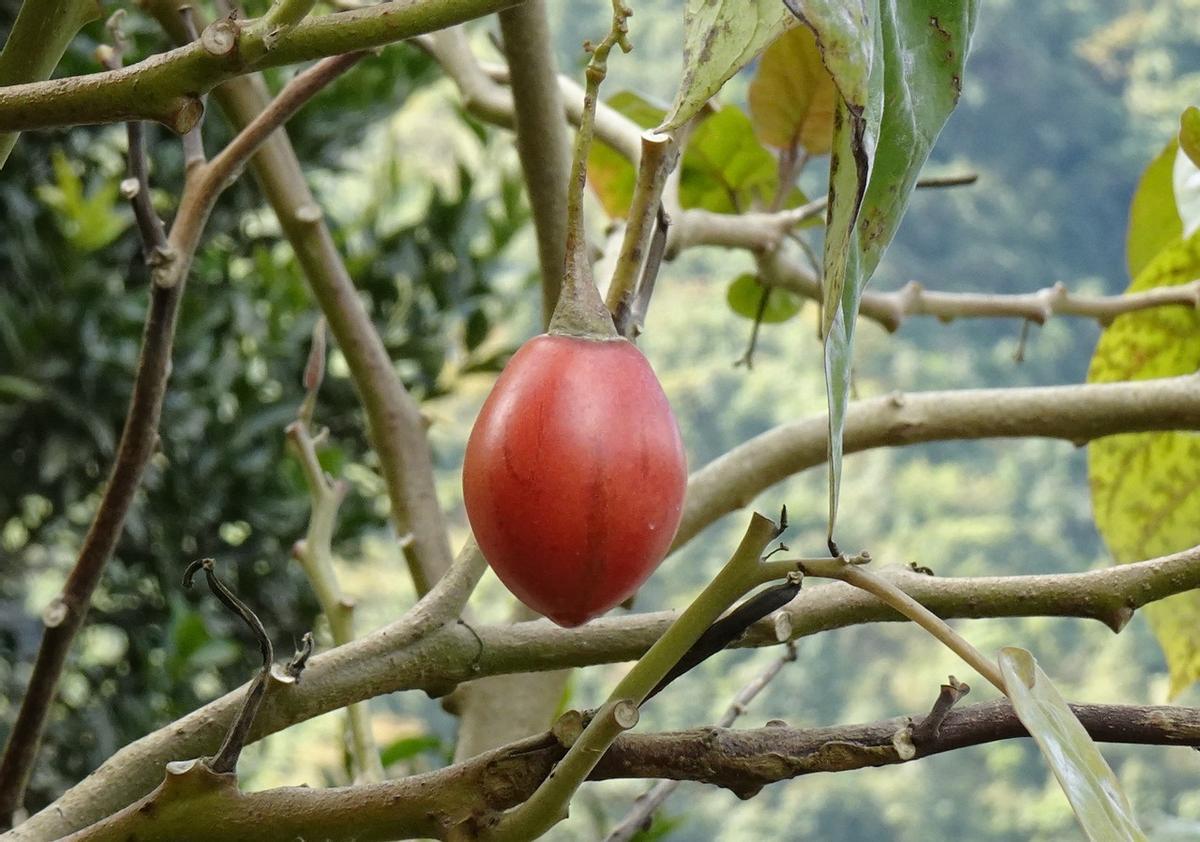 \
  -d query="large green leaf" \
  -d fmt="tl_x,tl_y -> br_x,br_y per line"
1088,232 -> 1200,698
588,97 -> 807,218
998,648 -> 1147,841
748,24 -> 837,155
660,1 -> 797,131
806,1 -> 978,541
679,106 -> 780,214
